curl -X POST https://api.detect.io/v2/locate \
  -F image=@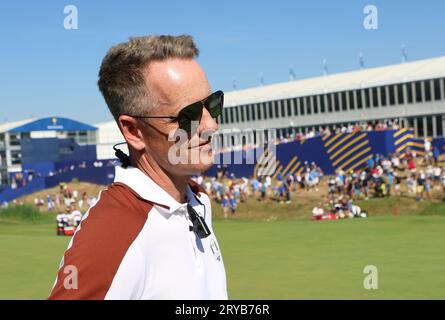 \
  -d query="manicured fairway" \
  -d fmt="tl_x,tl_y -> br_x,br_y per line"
0,221 -> 70,299
216,216 -> 445,299
1,215 -> 444,299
